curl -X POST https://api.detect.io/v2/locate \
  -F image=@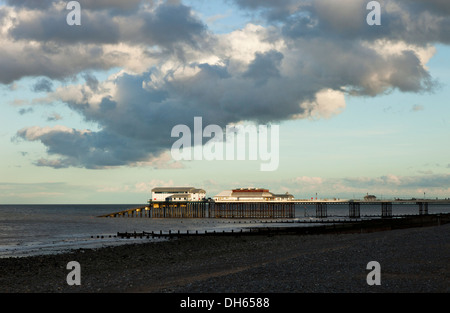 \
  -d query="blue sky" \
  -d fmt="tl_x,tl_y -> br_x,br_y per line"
1,0 -> 449,203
